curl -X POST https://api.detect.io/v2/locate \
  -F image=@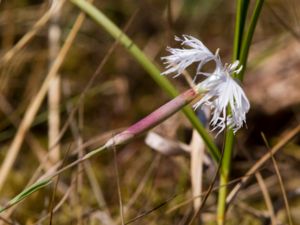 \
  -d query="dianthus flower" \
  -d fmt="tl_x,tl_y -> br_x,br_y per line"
162,35 -> 250,134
